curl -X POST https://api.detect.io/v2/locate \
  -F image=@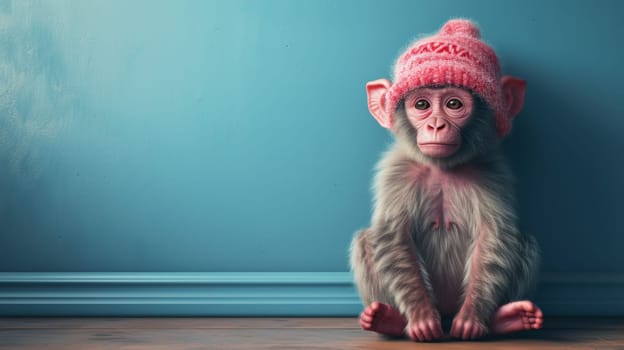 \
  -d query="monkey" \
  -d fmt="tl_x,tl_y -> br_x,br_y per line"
349,19 -> 543,341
